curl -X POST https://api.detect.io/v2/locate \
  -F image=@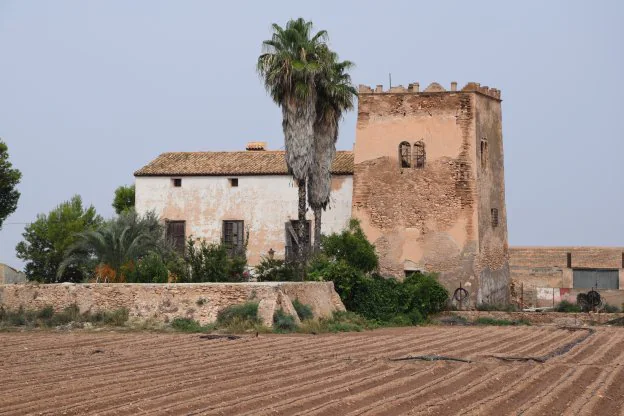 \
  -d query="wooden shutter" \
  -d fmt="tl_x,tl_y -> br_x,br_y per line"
166,221 -> 185,254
